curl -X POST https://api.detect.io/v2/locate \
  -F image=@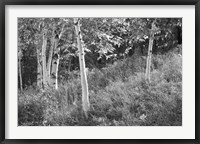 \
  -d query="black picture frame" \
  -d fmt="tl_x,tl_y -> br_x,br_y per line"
1,0 -> 199,143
